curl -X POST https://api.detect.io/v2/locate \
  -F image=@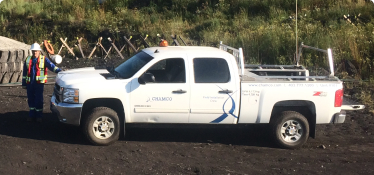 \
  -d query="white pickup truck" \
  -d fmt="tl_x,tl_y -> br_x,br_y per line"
50,42 -> 364,149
